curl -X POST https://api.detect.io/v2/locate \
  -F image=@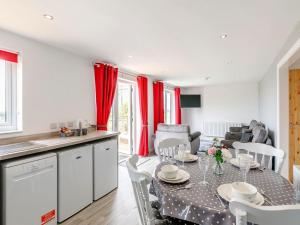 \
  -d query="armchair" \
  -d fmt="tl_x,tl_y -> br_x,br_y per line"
154,124 -> 201,155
